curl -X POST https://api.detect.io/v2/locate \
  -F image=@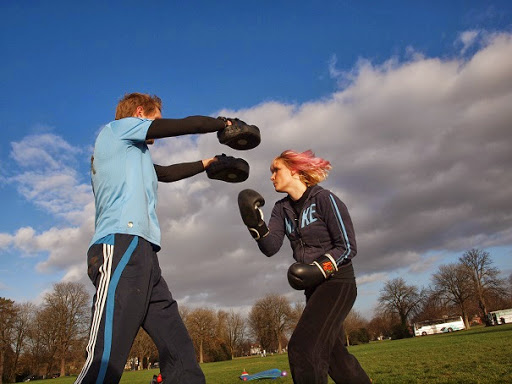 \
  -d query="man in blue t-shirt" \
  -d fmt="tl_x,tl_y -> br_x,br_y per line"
76,93 -> 232,384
